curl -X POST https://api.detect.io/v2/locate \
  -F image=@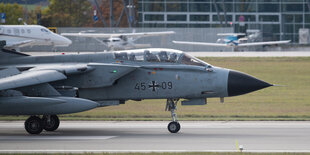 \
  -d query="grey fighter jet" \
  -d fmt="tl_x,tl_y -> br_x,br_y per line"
0,45 -> 272,134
